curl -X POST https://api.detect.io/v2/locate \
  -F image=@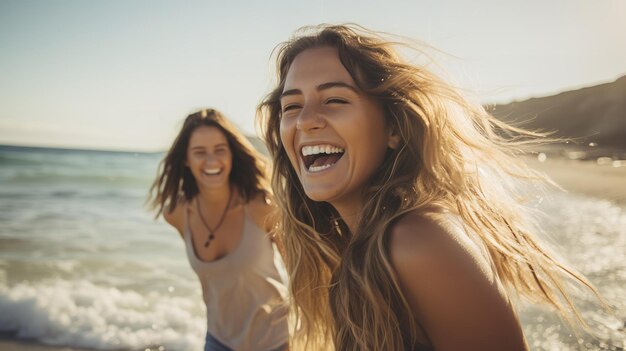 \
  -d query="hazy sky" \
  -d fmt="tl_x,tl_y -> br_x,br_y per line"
1,0 -> 624,151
